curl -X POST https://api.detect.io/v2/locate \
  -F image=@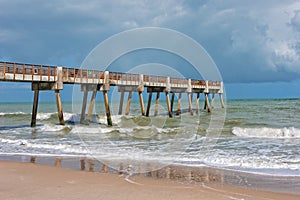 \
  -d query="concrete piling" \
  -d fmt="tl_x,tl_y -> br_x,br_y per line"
154,92 -> 160,116
205,93 -> 211,113
176,93 -> 182,116
219,93 -> 225,109
80,89 -> 88,124
31,90 -> 39,127
196,93 -> 200,114
211,93 -> 215,109
55,90 -> 64,125
146,92 -> 152,117
103,91 -> 112,126
86,90 -> 97,123
166,92 -> 173,118
118,91 -> 124,115
139,91 -> 145,116
125,91 -> 132,115
170,92 -> 175,113
187,93 -> 193,115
